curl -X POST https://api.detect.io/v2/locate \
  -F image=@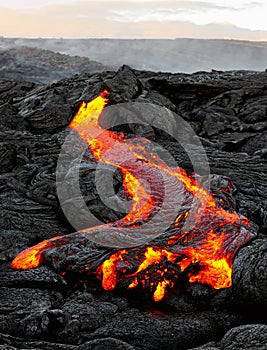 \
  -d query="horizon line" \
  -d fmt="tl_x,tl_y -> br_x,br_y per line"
1,36 -> 267,43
